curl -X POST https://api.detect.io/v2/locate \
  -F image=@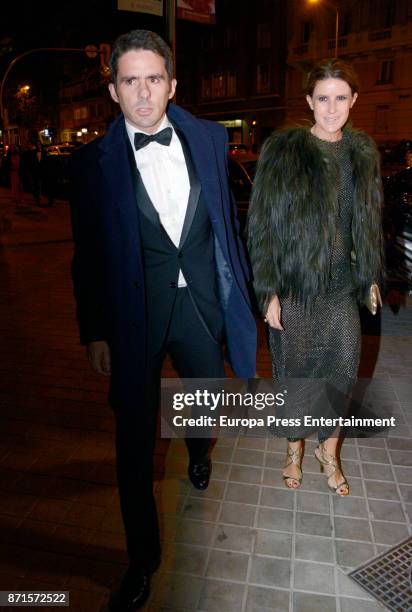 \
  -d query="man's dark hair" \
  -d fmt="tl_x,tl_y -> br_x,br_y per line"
109,29 -> 173,83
